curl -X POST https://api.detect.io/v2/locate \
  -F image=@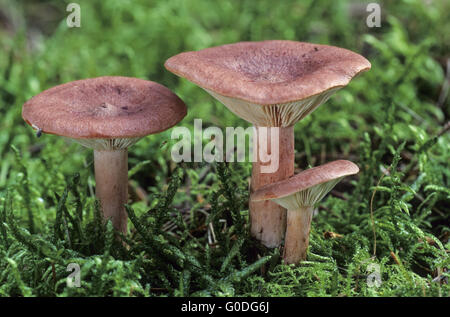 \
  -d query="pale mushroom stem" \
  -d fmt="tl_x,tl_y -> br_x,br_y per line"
250,126 -> 295,248
94,149 -> 128,234
283,206 -> 314,264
